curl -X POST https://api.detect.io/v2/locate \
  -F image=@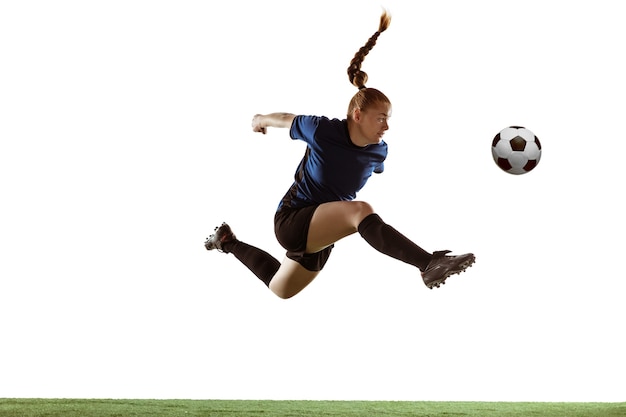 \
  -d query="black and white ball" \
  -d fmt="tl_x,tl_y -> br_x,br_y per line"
492,126 -> 542,175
